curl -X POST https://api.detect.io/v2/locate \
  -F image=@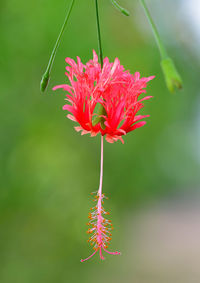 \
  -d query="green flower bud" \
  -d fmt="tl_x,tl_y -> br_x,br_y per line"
39,0 -> 75,93
40,71 -> 50,93
120,8 -> 130,17
161,57 -> 183,93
